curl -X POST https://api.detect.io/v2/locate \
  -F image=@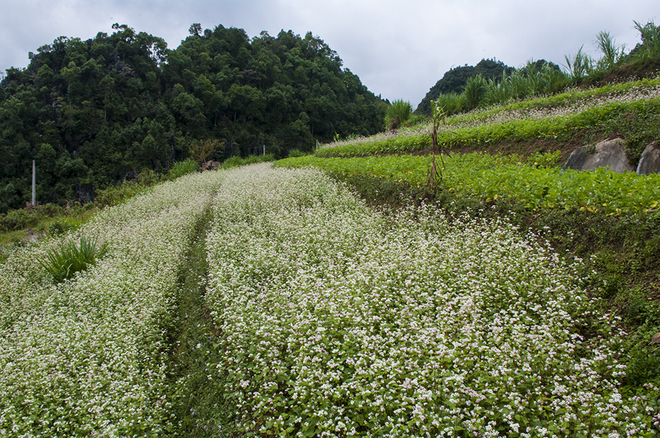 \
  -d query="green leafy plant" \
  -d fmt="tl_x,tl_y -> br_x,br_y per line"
596,31 -> 626,71
435,92 -> 465,115
633,19 -> 660,60
189,139 -> 222,164
46,220 -> 72,236
385,99 -> 413,130
463,74 -> 487,110
564,45 -> 594,81
288,148 -> 308,158
169,158 -> 199,180
39,236 -> 108,284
